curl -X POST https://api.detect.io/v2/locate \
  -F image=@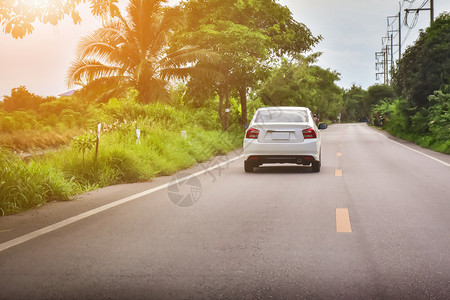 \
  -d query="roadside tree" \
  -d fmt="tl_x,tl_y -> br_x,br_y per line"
67,0 -> 217,103
171,0 -> 320,128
